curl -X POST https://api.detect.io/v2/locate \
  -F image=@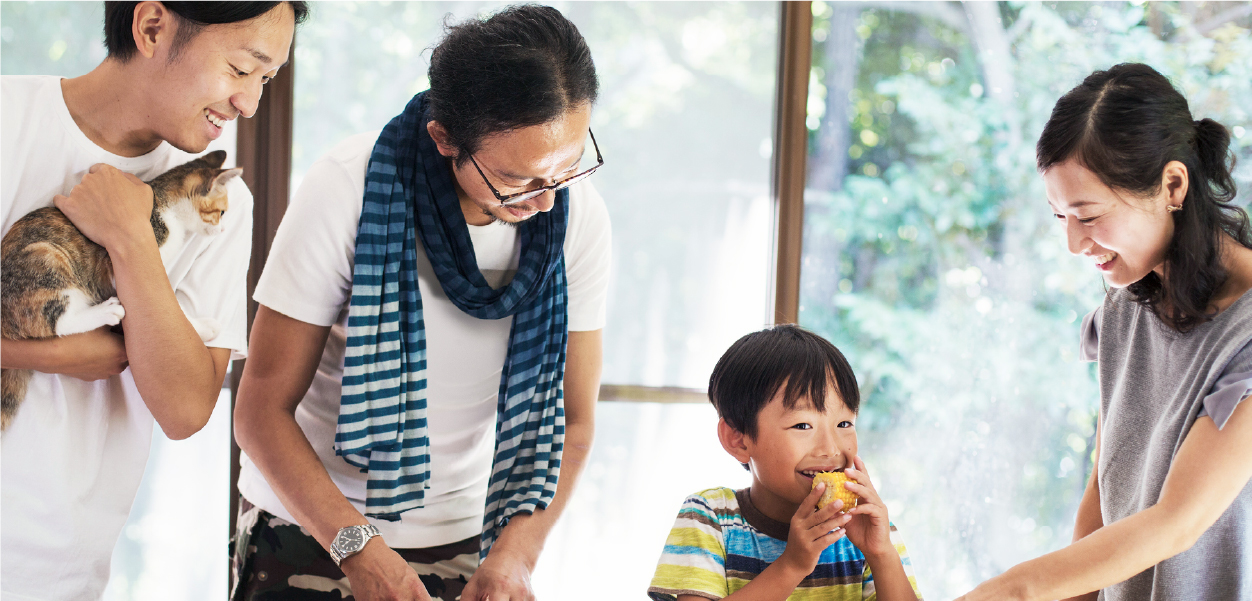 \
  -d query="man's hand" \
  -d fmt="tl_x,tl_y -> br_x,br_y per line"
462,547 -> 536,601
339,540 -> 432,601
841,456 -> 895,560
0,327 -> 128,379
53,163 -> 154,251
57,326 -> 128,380
777,481 -> 851,578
